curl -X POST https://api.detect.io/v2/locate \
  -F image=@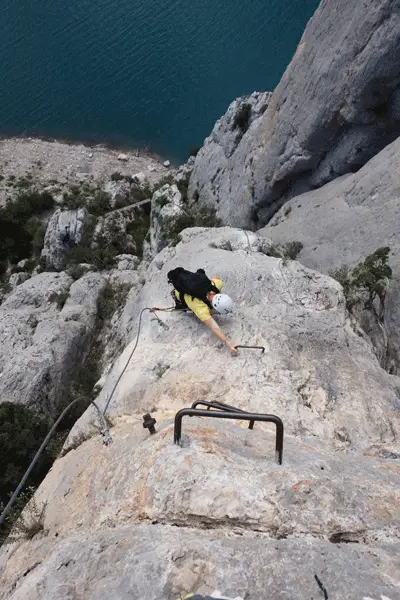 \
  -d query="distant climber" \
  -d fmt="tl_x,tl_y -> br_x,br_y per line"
150,267 -> 238,356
